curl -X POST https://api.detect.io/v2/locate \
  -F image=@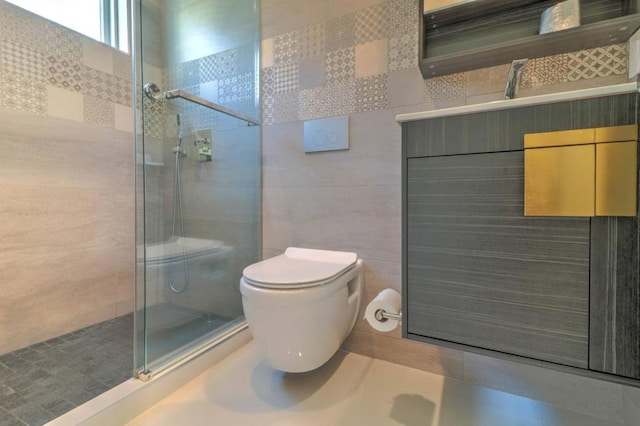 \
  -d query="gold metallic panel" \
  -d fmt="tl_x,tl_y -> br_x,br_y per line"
595,141 -> 637,217
524,144 -> 595,216
524,128 -> 594,149
595,125 -> 638,143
